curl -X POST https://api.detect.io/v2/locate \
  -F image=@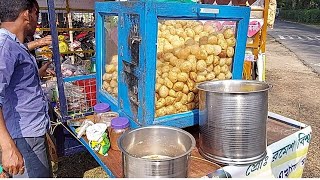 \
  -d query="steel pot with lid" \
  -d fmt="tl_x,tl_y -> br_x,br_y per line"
197,80 -> 271,165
